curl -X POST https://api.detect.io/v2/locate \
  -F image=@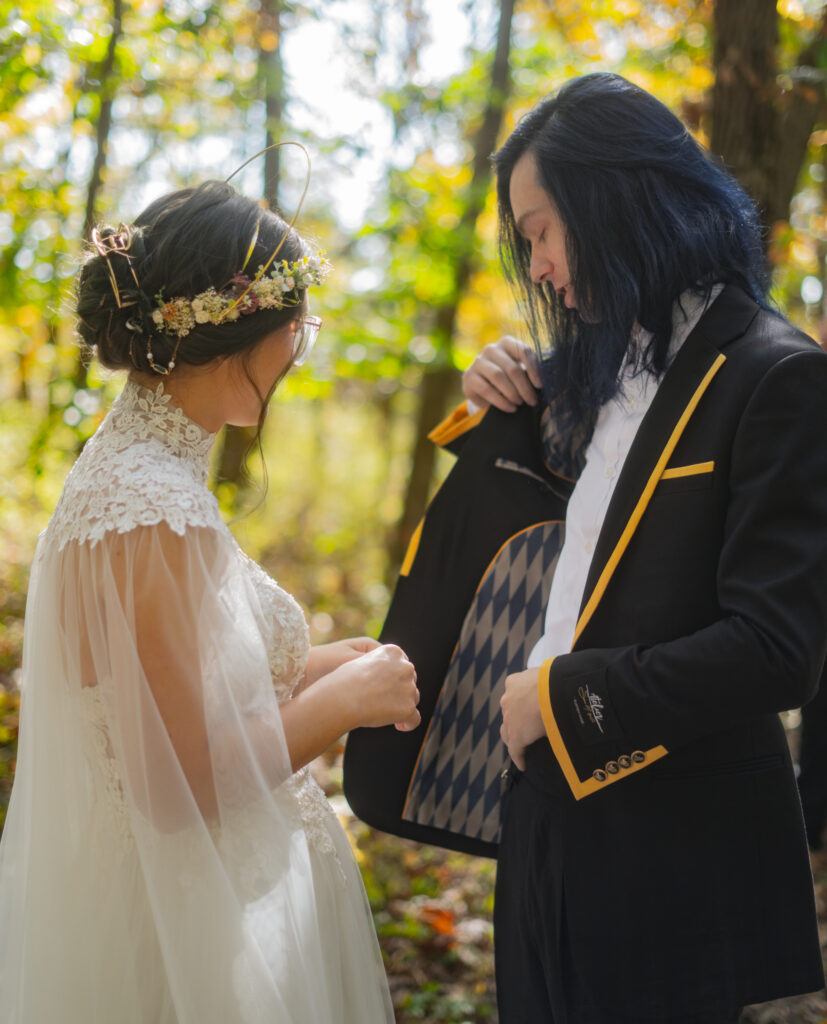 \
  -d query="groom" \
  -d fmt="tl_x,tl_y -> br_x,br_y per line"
461,74 -> 827,1023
